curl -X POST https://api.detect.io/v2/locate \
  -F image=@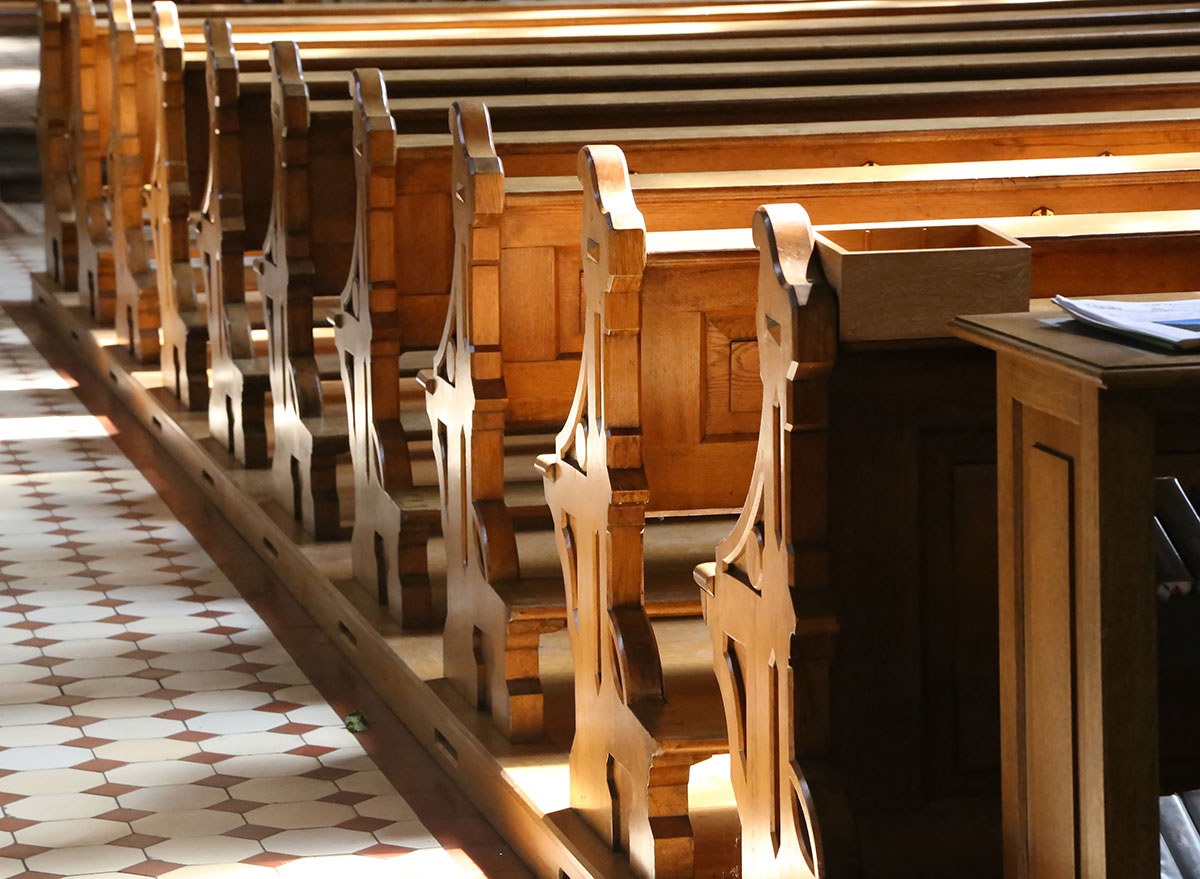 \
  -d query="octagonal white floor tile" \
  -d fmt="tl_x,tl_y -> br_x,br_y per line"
15,817 -> 129,847
161,670 -> 256,692
198,732 -> 305,756
150,650 -> 241,672
0,744 -> 93,770
26,603 -> 112,624
104,585 -> 193,603
70,529 -> 157,547
0,703 -> 71,726
84,716 -> 186,740
186,710 -> 286,736
138,632 -> 231,654
336,771 -> 395,797
118,782 -> 228,812
160,864 -> 277,879
0,532 -> 67,550
300,727 -> 357,750
2,559 -> 86,578
0,682 -> 61,707
213,753 -> 321,780
76,695 -> 169,718
0,545 -> 75,563
125,615 -> 212,635
37,621 -> 127,641
108,759 -> 214,787
373,819 -> 441,850
246,800 -> 356,830
229,776 -> 337,804
271,685 -> 321,706
23,588 -> 109,608
87,556 -> 173,575
205,597 -> 252,614
262,827 -> 377,857
0,644 -> 41,665
0,767 -> 106,795
0,626 -> 36,645
173,689 -> 271,713
26,844 -> 144,876
6,792 -> 118,820
354,795 -> 418,824
229,629 -> 282,648
132,808 -> 245,839
241,645 -> 289,667
0,517 -> 58,535
256,664 -> 306,686
284,704 -> 340,727
64,676 -> 158,700
117,599 -> 206,619
0,723 -> 78,747
45,640 -> 139,660
7,574 -> 95,593
0,858 -> 22,879
319,748 -> 375,773
94,738 -> 199,763
58,657 -> 148,682
146,835 -> 264,866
